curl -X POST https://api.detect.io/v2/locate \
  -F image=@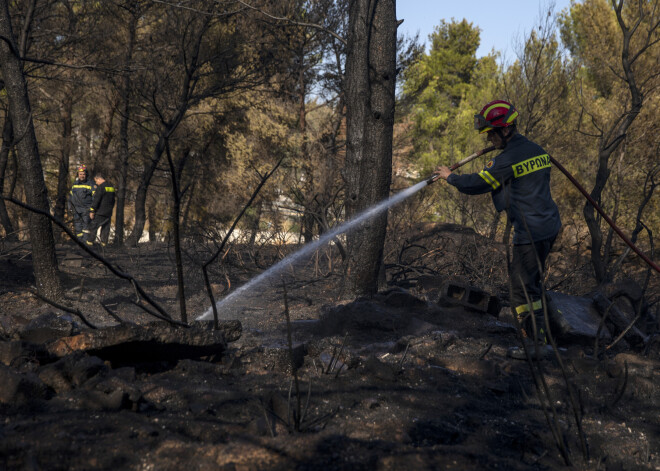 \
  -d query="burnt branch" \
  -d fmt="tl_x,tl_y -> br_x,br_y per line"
202,155 -> 284,329
609,361 -> 629,409
29,289 -> 97,330
100,302 -> 125,325
236,0 -> 347,46
131,301 -> 188,327
3,196 -> 175,324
